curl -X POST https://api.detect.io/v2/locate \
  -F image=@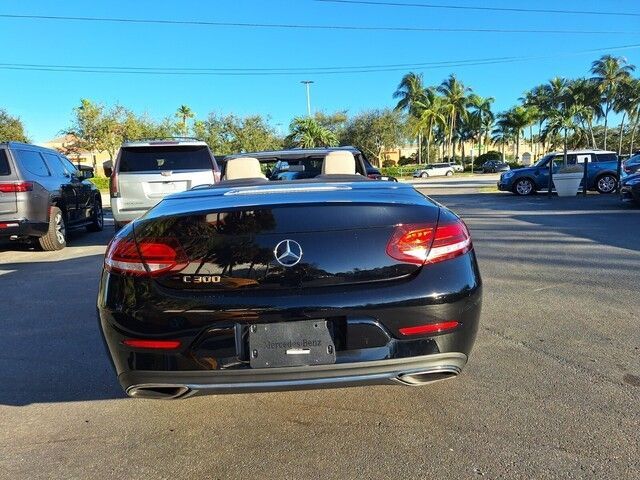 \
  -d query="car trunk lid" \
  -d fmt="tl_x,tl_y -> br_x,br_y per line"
133,195 -> 441,291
